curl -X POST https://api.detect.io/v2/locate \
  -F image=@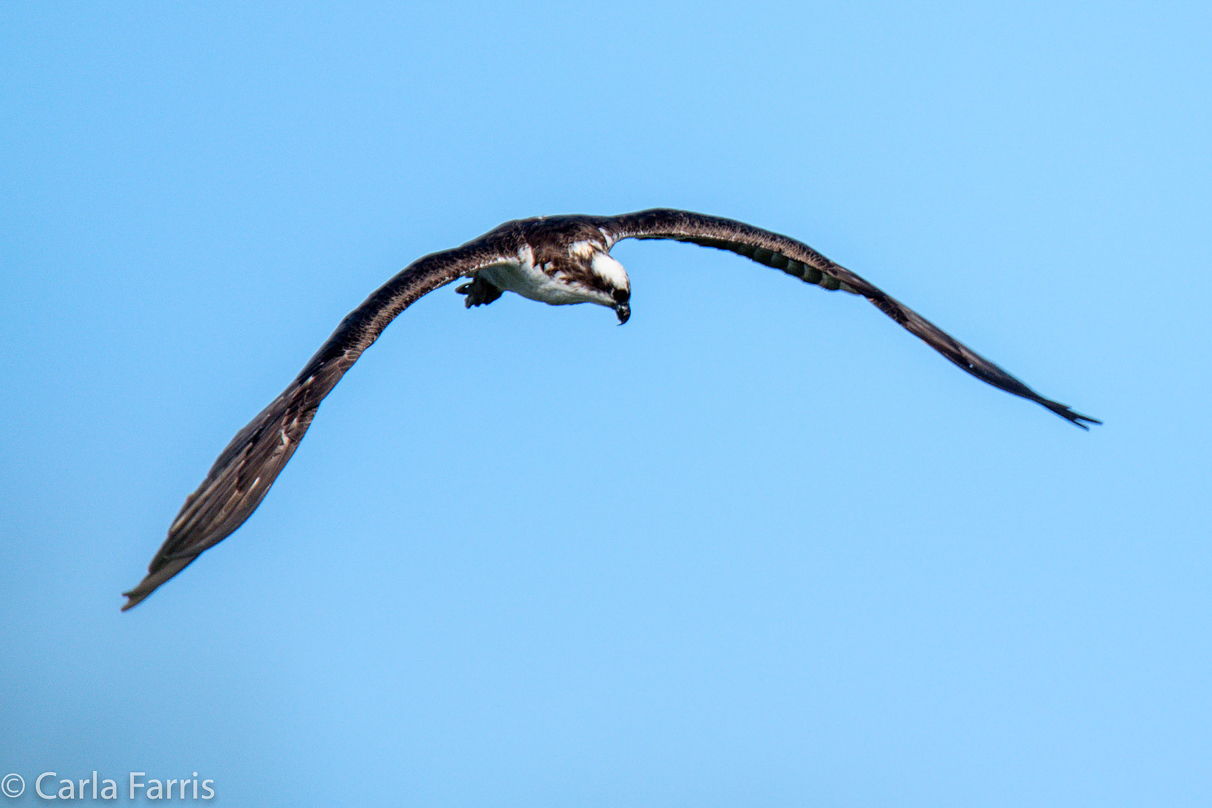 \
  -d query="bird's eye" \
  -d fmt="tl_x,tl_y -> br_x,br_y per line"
612,288 -> 630,303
